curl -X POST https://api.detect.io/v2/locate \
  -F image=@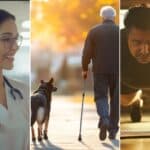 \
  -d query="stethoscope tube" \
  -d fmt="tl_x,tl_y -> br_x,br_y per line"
3,76 -> 23,100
